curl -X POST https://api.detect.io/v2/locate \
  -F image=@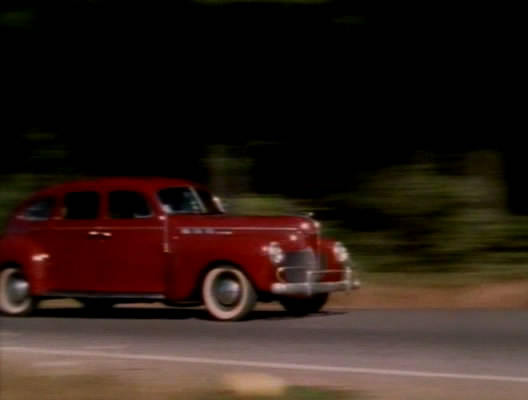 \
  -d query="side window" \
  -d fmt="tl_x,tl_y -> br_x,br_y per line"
158,188 -> 202,214
108,191 -> 152,219
63,191 -> 100,220
20,197 -> 55,220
